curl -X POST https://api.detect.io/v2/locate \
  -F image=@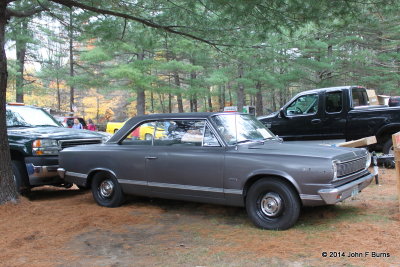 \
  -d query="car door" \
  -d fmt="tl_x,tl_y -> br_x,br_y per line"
113,122 -> 155,196
272,93 -> 324,140
146,119 -> 225,200
321,90 -> 347,140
